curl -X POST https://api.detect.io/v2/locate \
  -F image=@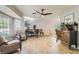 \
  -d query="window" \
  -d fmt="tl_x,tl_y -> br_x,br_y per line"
0,14 -> 10,35
14,19 -> 21,31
